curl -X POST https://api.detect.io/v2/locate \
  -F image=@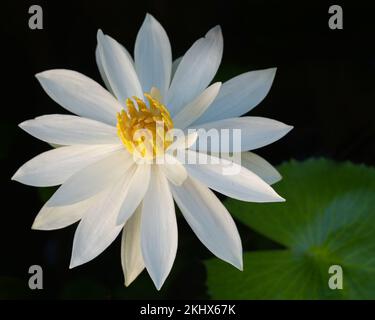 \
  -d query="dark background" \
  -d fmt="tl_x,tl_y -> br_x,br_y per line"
0,0 -> 374,299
